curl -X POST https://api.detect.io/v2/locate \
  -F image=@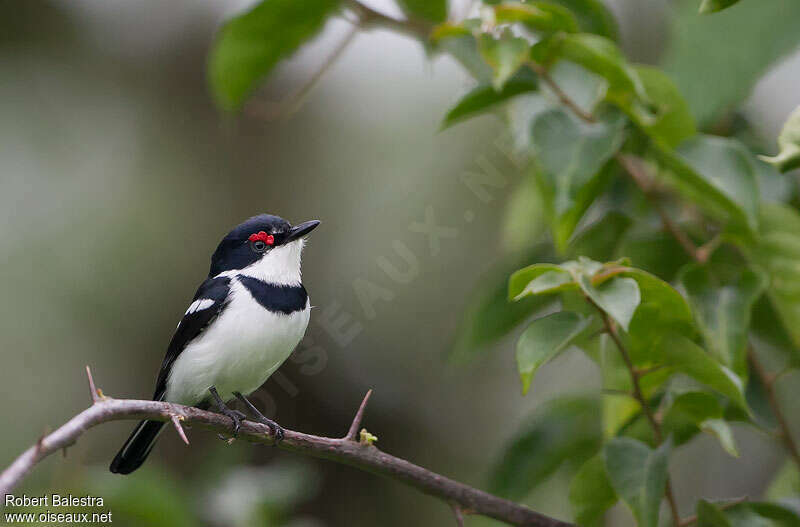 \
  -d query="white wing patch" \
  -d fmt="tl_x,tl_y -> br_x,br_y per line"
185,298 -> 215,316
